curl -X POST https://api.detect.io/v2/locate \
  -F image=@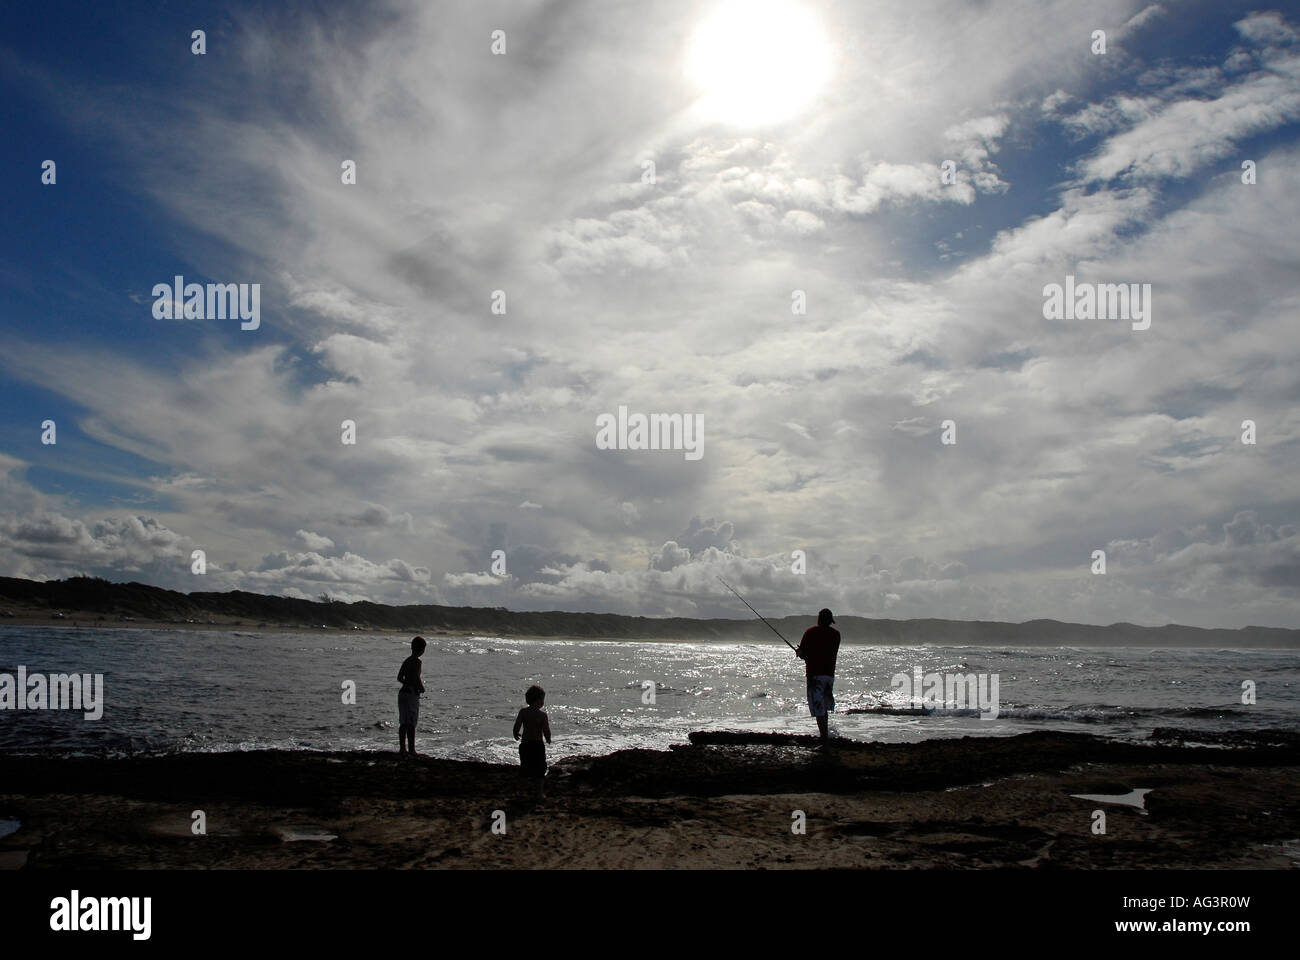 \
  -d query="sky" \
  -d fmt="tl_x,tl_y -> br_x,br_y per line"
0,0 -> 1298,629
